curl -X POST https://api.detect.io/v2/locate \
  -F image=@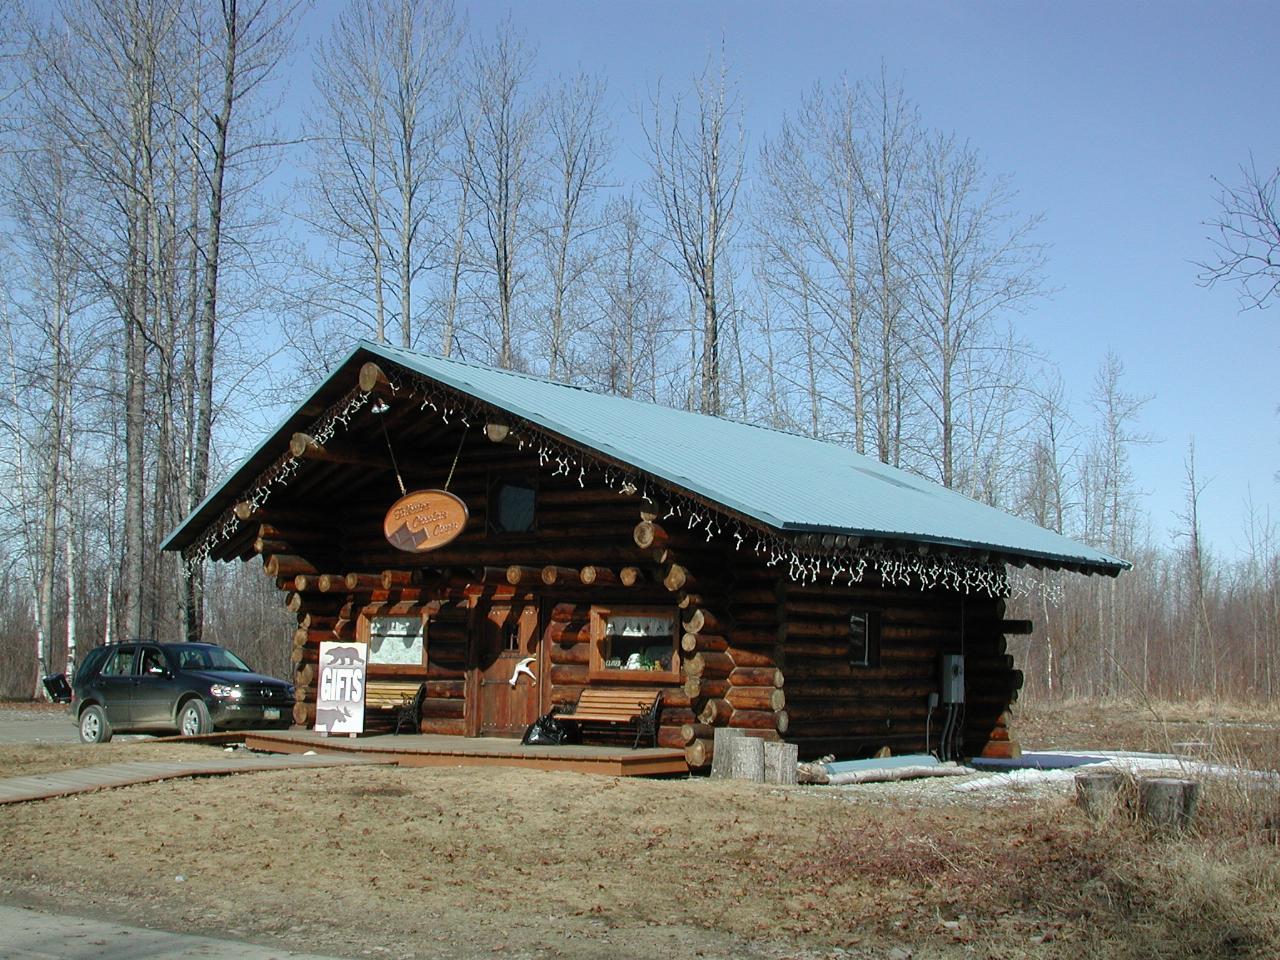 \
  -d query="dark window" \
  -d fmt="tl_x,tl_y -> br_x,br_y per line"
849,611 -> 881,667
488,477 -> 536,533
100,646 -> 138,677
